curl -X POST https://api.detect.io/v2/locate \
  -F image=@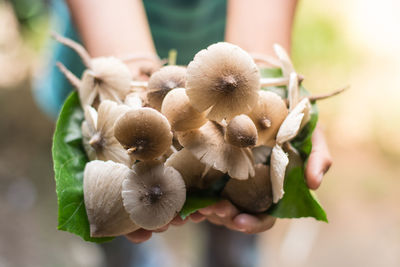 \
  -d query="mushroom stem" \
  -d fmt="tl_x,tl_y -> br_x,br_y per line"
131,81 -> 148,88
51,32 -> 92,69
260,118 -> 272,128
308,85 -> 349,102
89,133 -> 103,151
56,62 -> 81,89
168,49 -> 178,66
250,53 -> 281,68
260,77 -> 289,87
